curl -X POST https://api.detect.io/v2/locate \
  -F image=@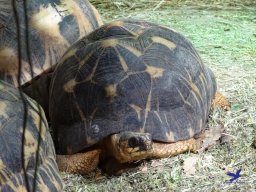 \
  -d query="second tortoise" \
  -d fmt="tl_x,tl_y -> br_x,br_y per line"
48,19 -> 230,174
